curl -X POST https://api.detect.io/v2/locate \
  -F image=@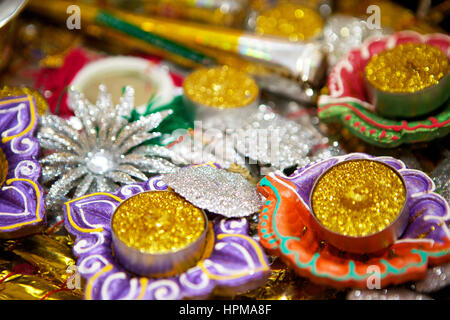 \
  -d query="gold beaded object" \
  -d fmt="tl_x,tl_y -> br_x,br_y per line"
0,148 -> 8,188
112,191 -> 206,254
255,3 -> 324,41
365,43 -> 449,93
0,87 -> 49,116
311,160 -> 406,237
183,66 -> 259,109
